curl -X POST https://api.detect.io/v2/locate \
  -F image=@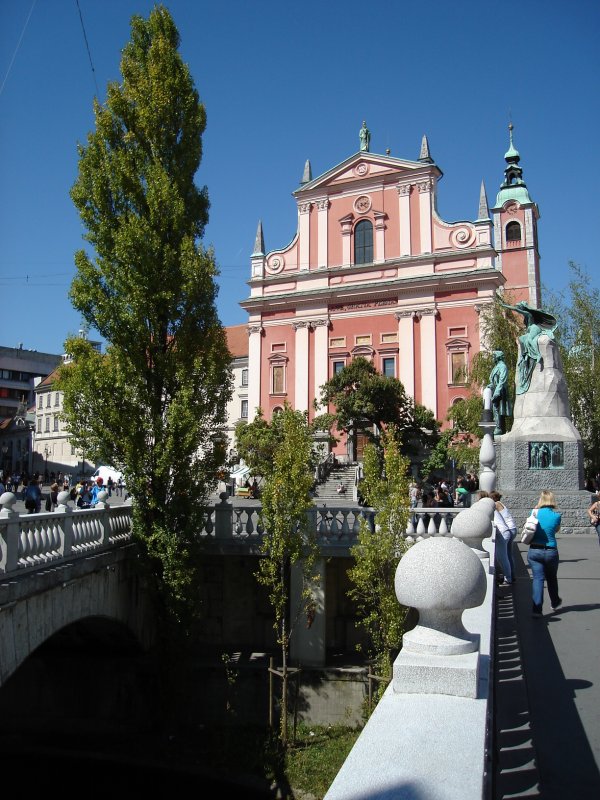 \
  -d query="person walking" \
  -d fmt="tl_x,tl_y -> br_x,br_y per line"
527,490 -> 562,618
490,490 -> 517,585
24,478 -> 41,514
588,493 -> 600,546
